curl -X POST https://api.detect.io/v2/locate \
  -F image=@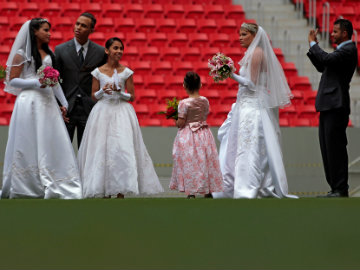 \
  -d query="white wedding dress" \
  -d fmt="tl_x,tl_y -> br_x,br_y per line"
77,67 -> 163,198
213,67 -> 296,199
1,55 -> 82,199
